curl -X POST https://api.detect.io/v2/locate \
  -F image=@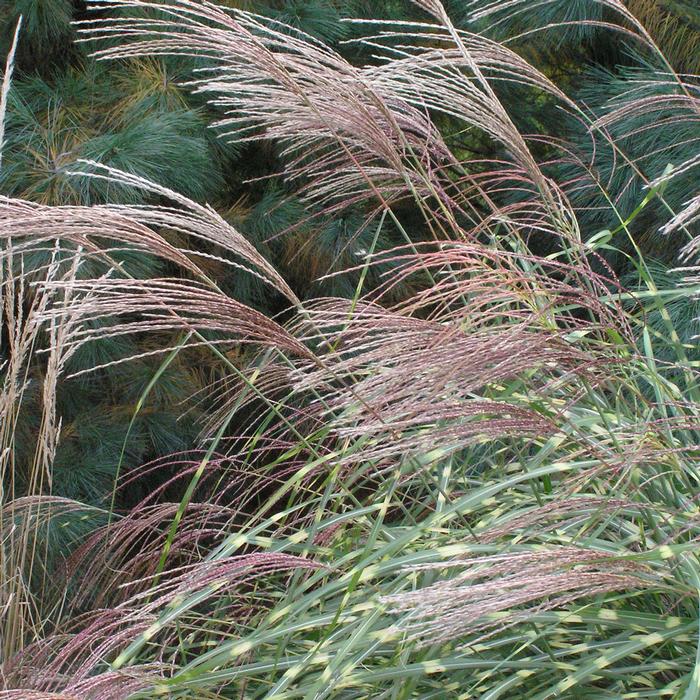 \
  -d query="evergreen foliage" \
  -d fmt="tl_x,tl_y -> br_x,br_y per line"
561,63 -> 700,262
0,0 -> 79,70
